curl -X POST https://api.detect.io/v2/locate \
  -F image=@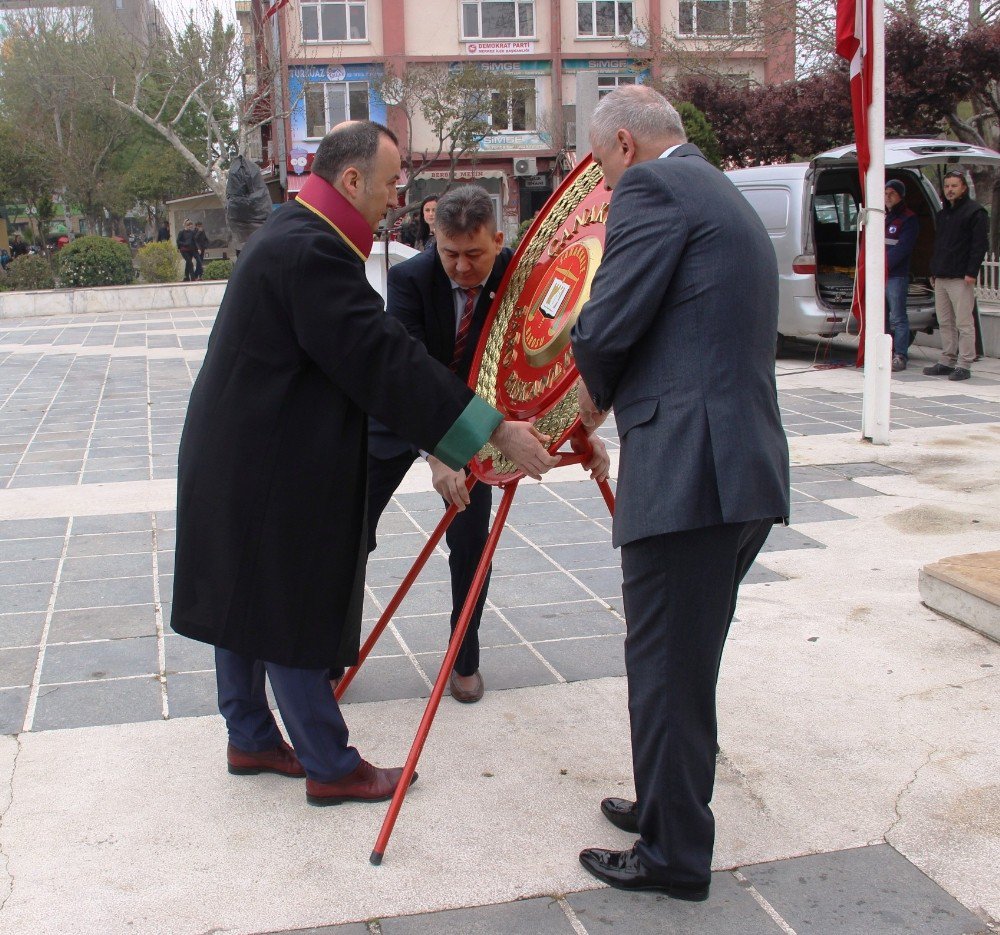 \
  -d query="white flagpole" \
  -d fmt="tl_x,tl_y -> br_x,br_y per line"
861,0 -> 891,444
